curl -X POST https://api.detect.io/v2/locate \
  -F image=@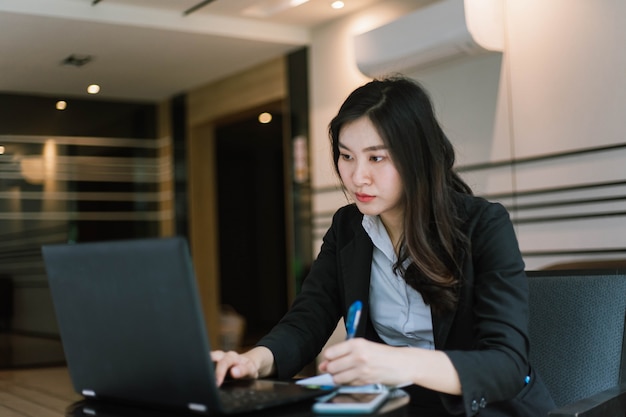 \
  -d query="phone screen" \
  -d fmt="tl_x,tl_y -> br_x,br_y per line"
312,390 -> 390,414
327,393 -> 382,404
